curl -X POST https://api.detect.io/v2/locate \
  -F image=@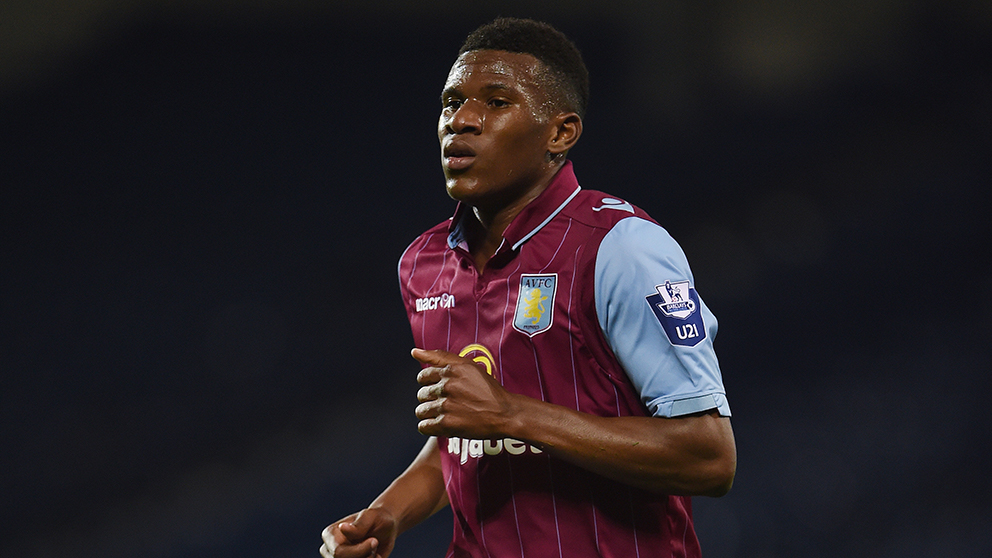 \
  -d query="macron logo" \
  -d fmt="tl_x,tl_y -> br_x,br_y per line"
592,197 -> 634,214
415,293 -> 455,312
